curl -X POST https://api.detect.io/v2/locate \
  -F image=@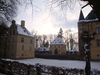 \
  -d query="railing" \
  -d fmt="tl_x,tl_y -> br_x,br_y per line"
0,59 -> 100,75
